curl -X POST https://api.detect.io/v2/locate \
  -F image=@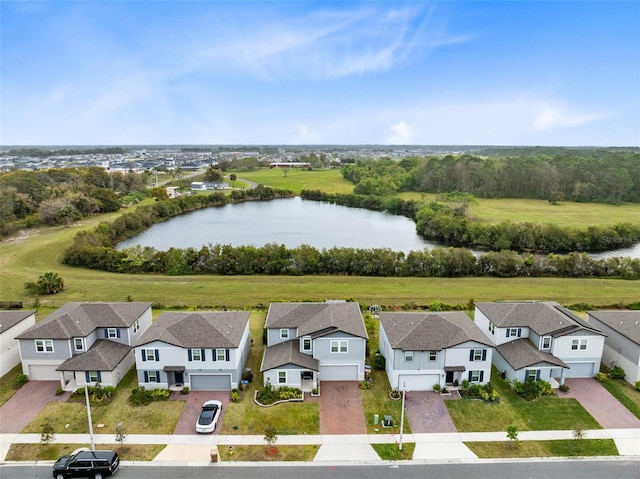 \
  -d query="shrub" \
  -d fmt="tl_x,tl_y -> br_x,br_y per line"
461,379 -> 469,390
609,366 -> 626,380
596,372 -> 608,383
432,383 -> 442,393
129,387 -> 153,406
559,384 -> 570,393
150,388 -> 170,401
372,354 -> 386,370
15,373 -> 28,387
636,381 -> 640,391
359,380 -> 371,390
181,386 -> 190,395
256,383 -> 302,404
55,387 -> 64,396
230,389 -> 240,403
